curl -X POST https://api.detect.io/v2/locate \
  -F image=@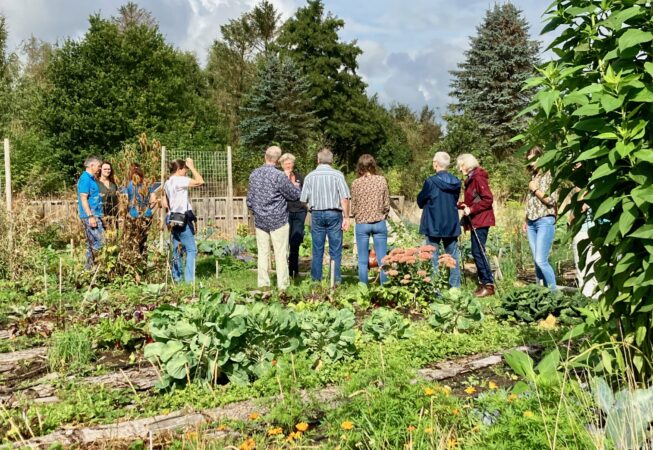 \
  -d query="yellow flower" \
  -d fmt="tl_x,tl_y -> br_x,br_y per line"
452,408 -> 460,416
464,386 -> 477,395
267,427 -> 283,436
286,431 -> 301,442
424,387 -> 435,396
424,427 -> 433,435
441,386 -> 452,396
248,412 -> 260,421
239,438 -> 256,450
296,422 -> 309,432
508,393 -> 518,402
447,437 -> 458,449
523,410 -> 534,418
488,381 -> 498,390
216,424 -> 229,431
341,421 -> 354,430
